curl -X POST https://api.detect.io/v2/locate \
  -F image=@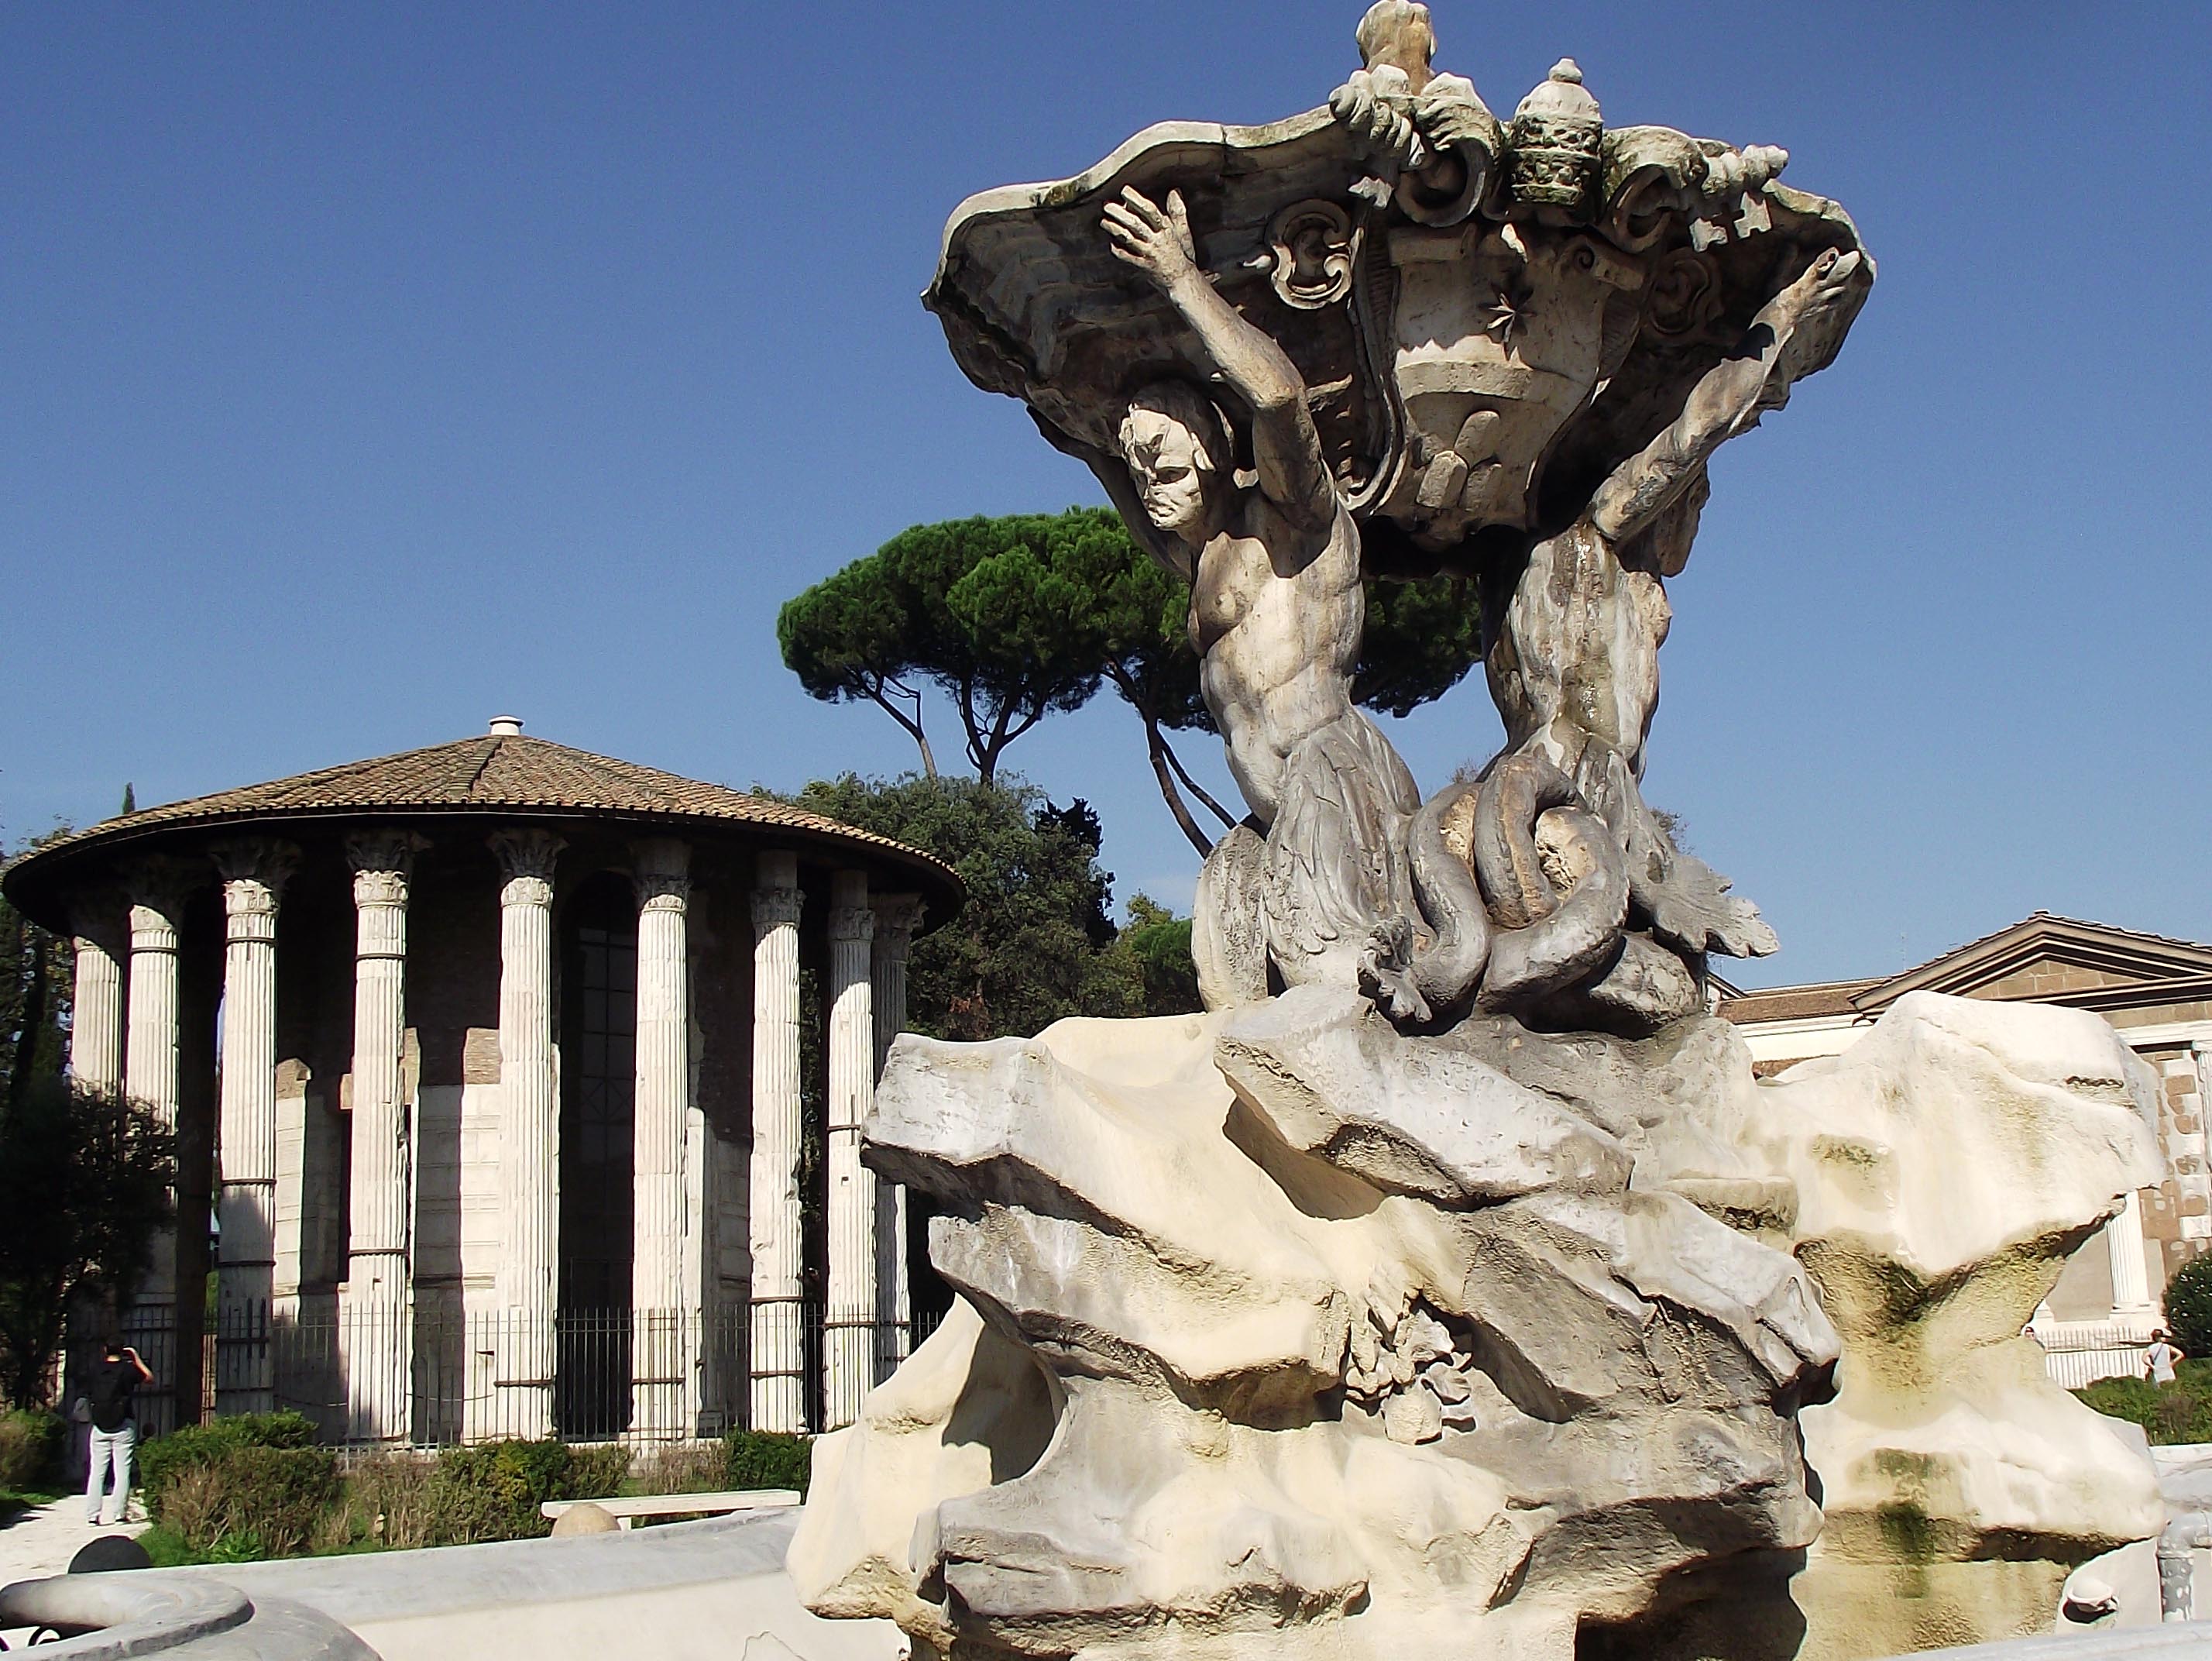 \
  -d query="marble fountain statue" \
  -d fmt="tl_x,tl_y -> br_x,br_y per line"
788,7 -> 2169,1659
